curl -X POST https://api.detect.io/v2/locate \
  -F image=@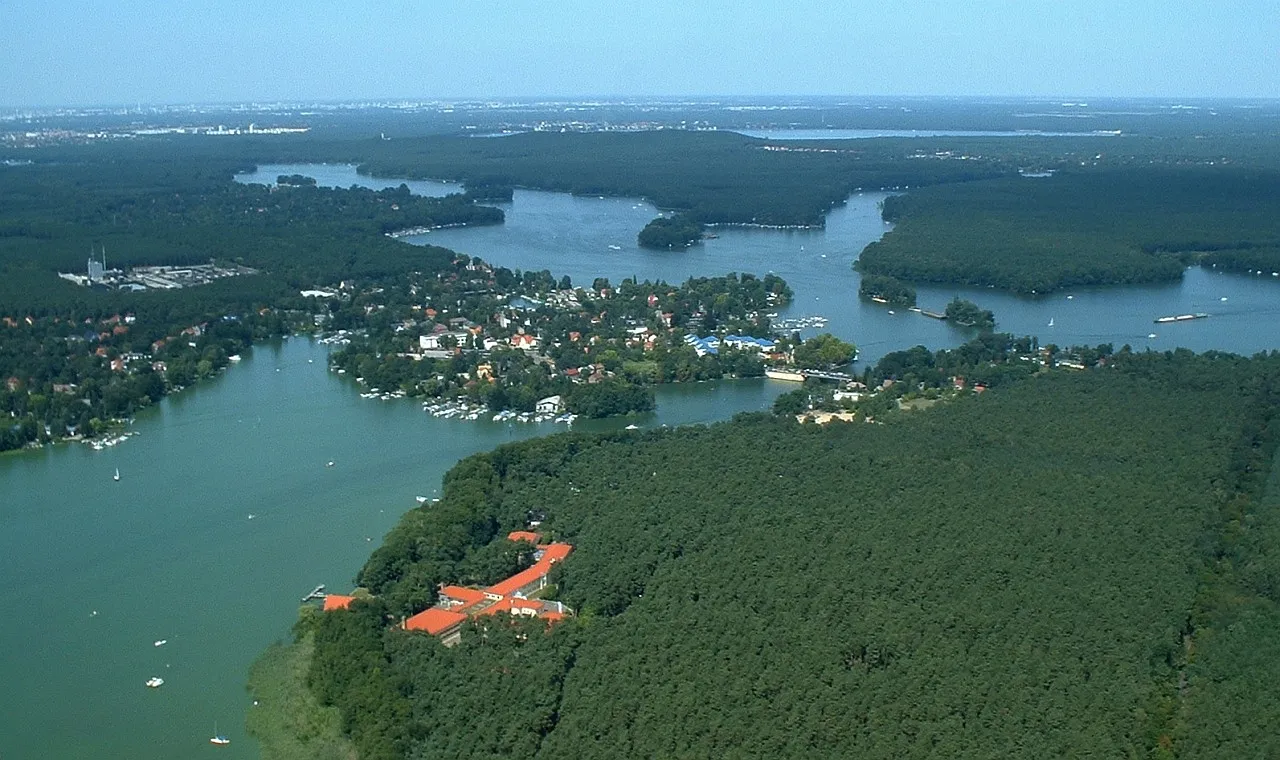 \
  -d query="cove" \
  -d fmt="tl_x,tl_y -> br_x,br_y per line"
0,336 -> 784,760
